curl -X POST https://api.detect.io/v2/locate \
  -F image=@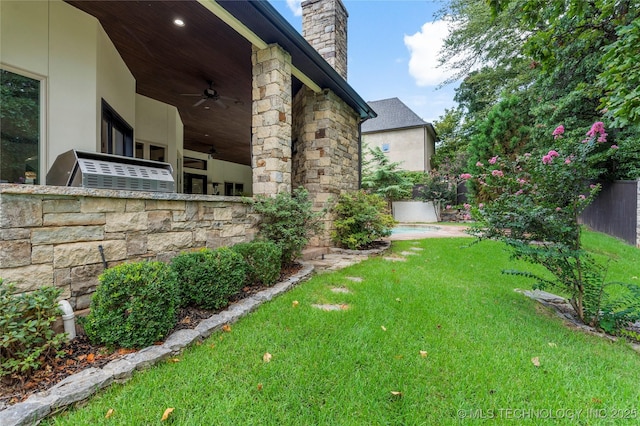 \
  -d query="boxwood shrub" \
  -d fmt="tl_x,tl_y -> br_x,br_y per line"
171,247 -> 247,310
232,241 -> 282,286
83,261 -> 179,349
